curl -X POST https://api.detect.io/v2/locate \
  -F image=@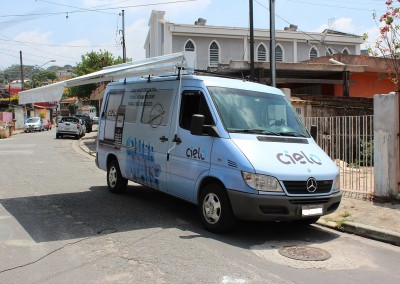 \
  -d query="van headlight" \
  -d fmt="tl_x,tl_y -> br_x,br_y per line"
333,175 -> 340,191
241,171 -> 283,192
